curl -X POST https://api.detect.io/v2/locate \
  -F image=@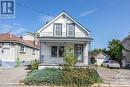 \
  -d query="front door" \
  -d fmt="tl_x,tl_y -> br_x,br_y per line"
74,44 -> 83,63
